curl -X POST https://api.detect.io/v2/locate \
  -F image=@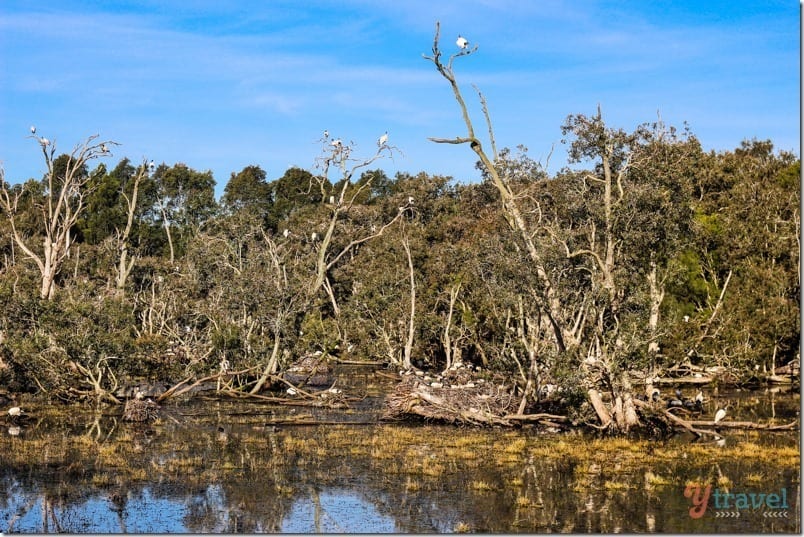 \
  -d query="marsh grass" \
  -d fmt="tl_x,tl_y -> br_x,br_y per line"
470,480 -> 494,491
644,471 -> 672,487
0,404 -> 797,535
603,479 -> 632,491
